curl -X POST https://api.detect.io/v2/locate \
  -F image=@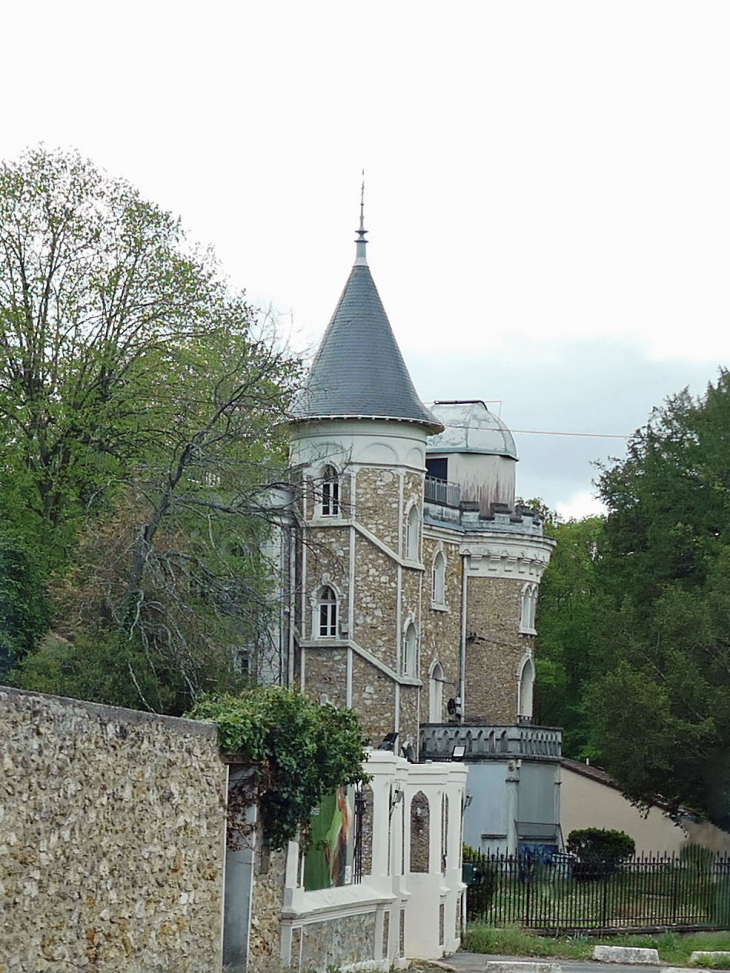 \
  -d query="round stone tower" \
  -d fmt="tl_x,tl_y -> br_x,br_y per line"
288,210 -> 442,752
